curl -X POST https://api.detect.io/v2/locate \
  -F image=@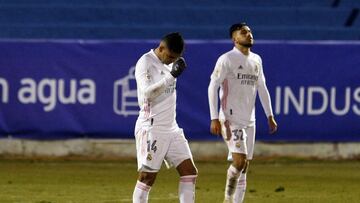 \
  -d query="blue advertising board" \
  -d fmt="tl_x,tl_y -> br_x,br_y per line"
0,40 -> 359,142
